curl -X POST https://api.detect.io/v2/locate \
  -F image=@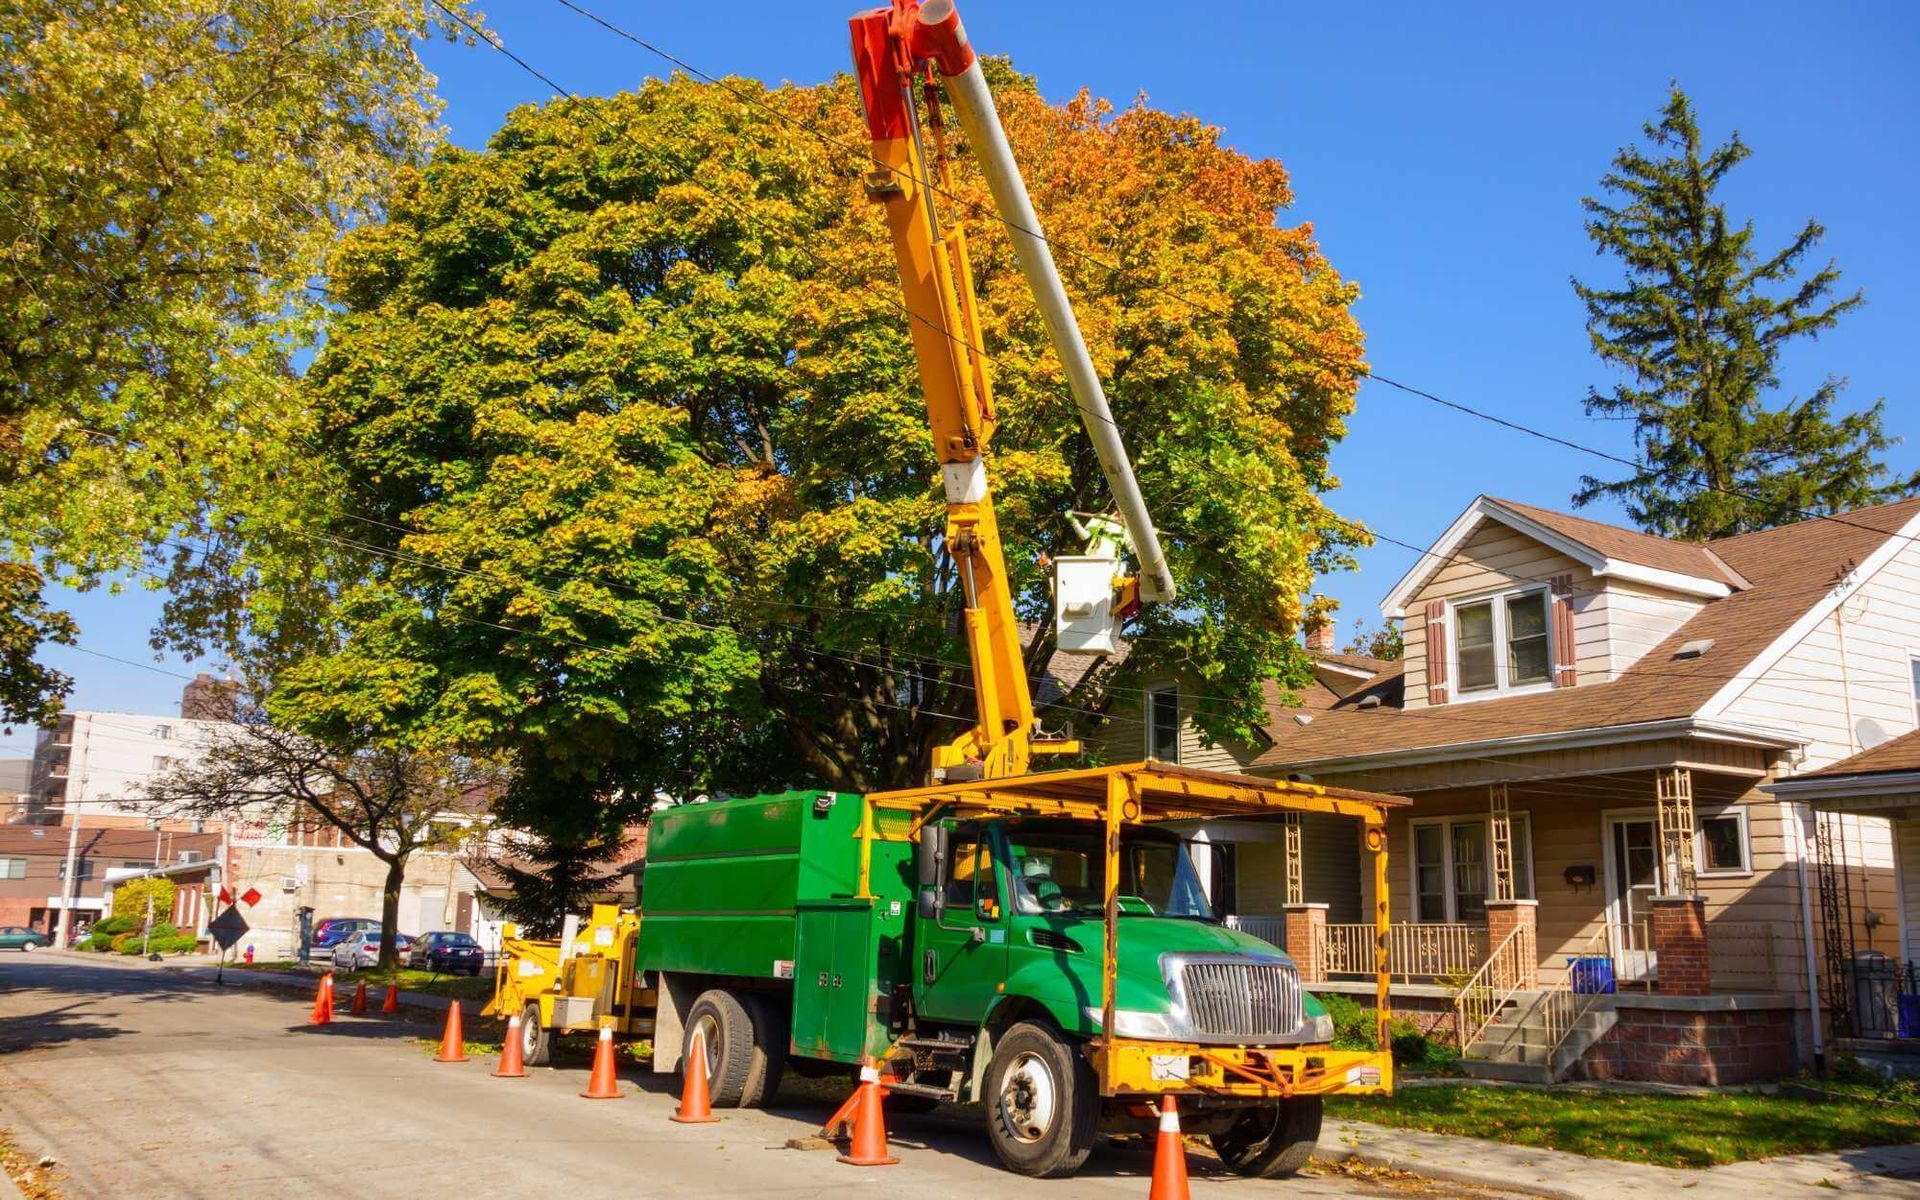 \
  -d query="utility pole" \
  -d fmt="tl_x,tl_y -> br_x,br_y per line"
53,714 -> 90,950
